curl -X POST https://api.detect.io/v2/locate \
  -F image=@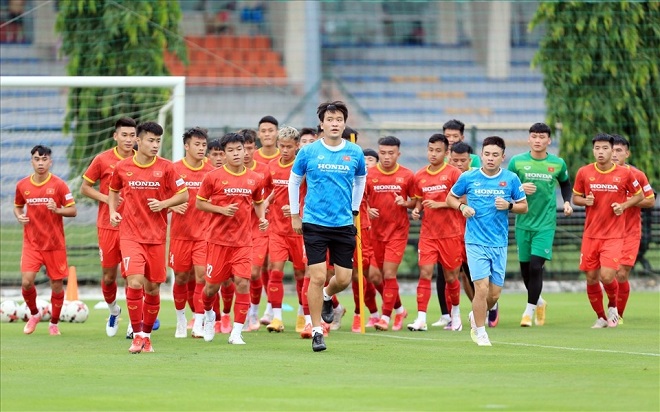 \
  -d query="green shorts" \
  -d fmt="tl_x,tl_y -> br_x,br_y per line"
515,227 -> 555,262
